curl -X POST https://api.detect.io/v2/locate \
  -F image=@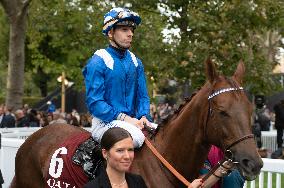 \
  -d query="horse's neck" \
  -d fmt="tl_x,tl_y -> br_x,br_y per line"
158,97 -> 210,179
132,148 -> 178,187
132,93 -> 211,187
